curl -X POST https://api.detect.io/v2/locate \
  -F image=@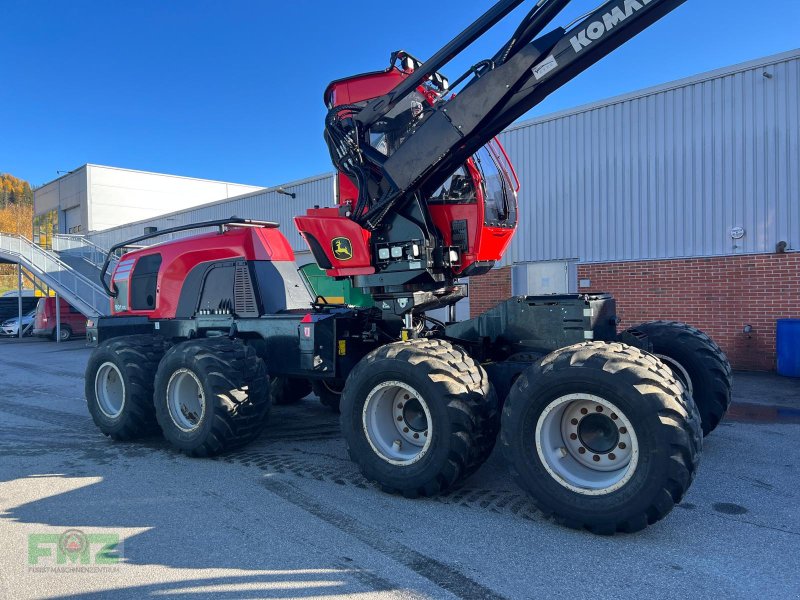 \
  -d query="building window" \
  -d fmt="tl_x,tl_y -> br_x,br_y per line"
33,209 -> 58,249
144,226 -> 158,235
